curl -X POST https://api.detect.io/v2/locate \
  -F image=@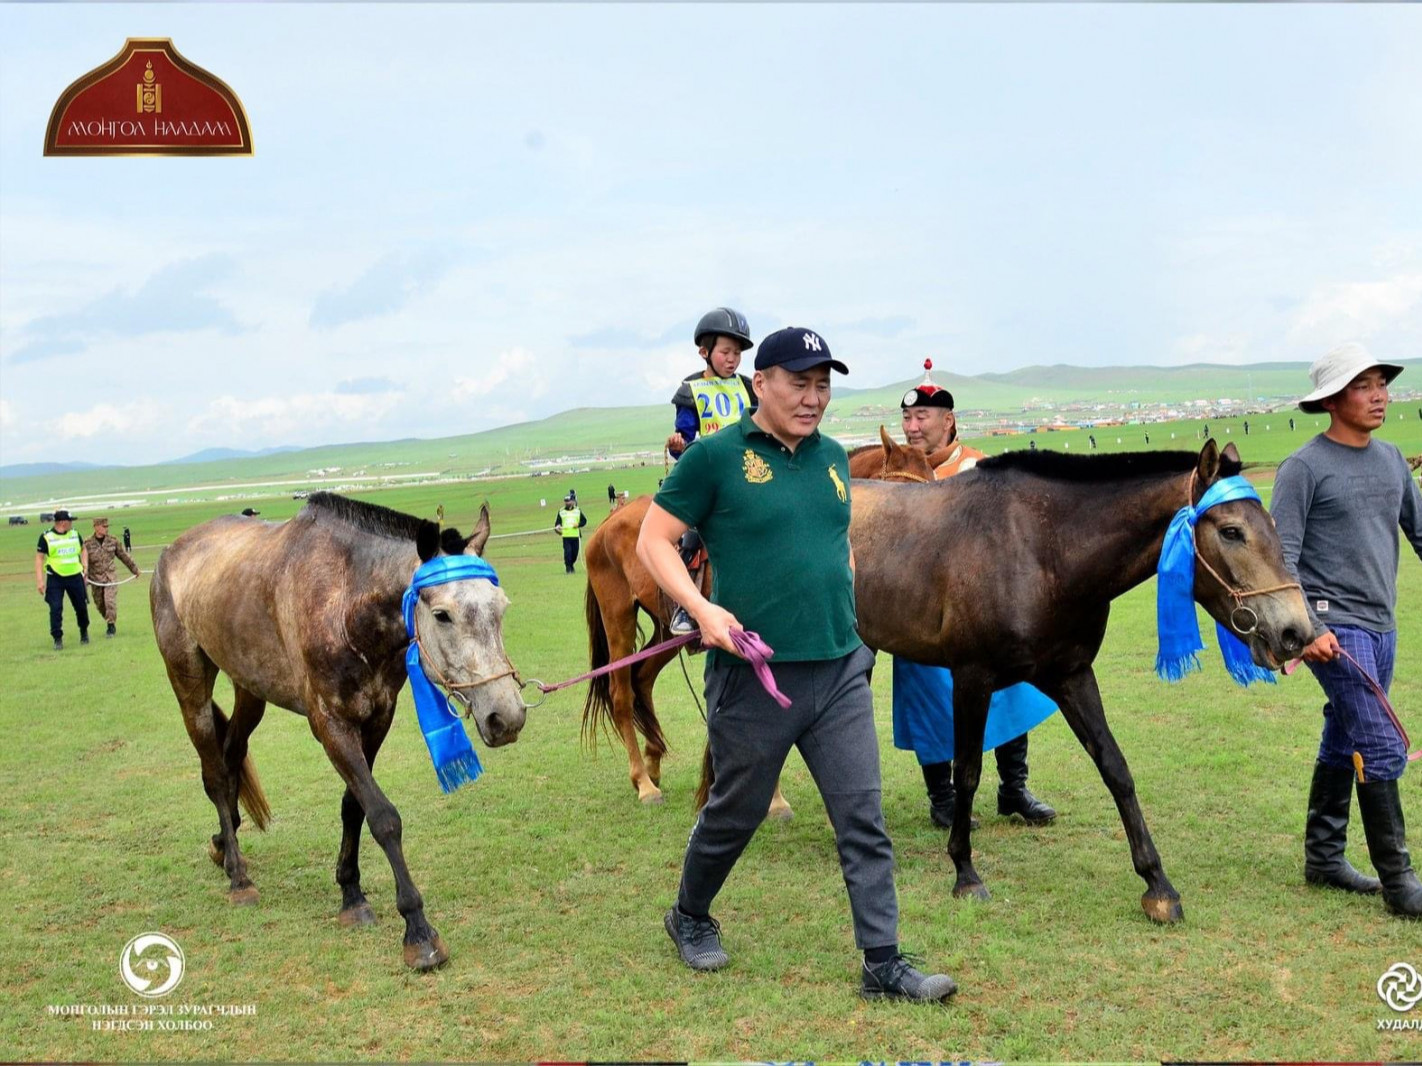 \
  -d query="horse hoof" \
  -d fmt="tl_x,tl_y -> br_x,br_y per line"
403,936 -> 449,971
228,886 -> 259,906
953,882 -> 991,902
765,806 -> 795,823
338,903 -> 377,927
638,790 -> 665,806
207,841 -> 225,867
1142,894 -> 1184,924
